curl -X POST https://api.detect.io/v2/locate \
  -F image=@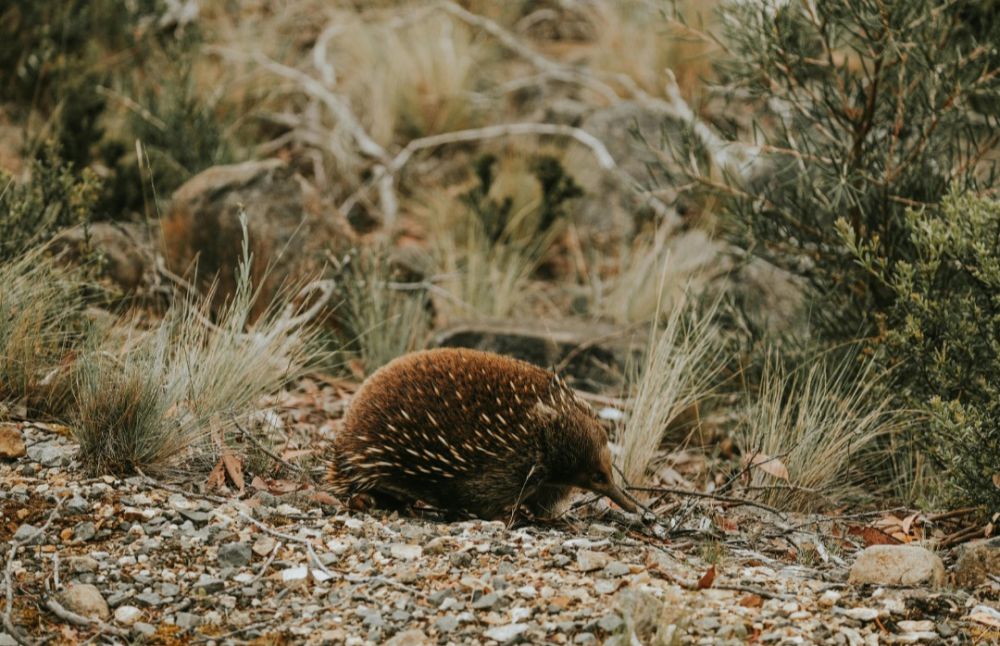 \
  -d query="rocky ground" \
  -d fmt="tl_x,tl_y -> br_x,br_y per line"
2,422 -> 999,645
